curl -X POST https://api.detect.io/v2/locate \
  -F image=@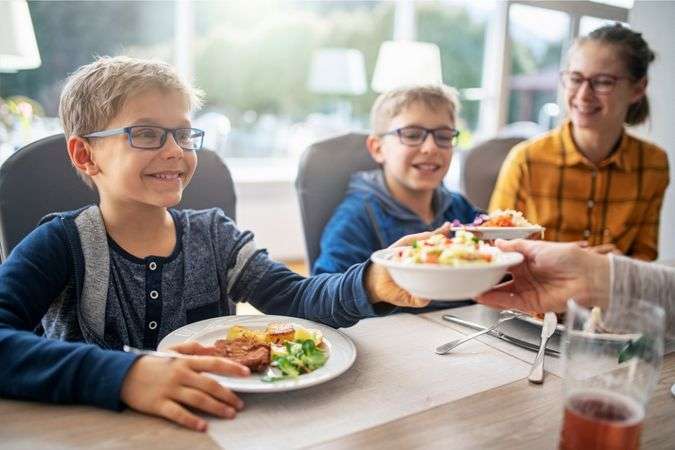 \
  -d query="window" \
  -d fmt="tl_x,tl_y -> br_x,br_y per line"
507,4 -> 569,127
